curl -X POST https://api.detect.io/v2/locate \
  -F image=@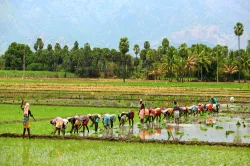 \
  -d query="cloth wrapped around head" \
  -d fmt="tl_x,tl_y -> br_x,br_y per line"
24,103 -> 30,116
